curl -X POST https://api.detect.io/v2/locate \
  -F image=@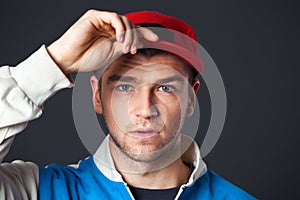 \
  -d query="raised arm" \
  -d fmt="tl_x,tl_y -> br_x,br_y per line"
0,9 -> 158,199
